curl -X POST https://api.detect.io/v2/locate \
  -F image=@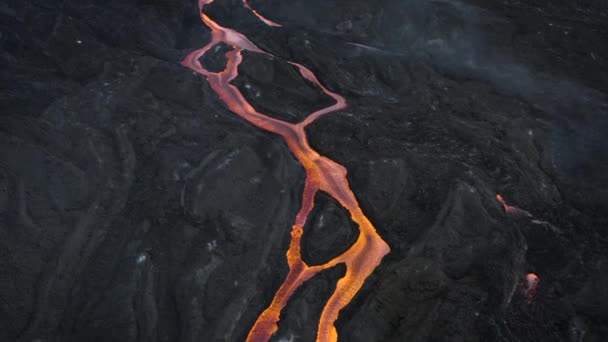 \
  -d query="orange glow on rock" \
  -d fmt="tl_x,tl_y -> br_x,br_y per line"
522,273 -> 540,304
181,1 -> 390,342
496,193 -> 532,218
496,193 -> 512,213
